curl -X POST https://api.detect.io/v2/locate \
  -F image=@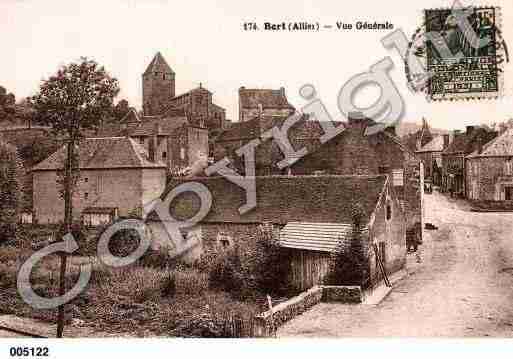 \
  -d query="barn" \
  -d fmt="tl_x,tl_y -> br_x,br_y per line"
148,174 -> 407,291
